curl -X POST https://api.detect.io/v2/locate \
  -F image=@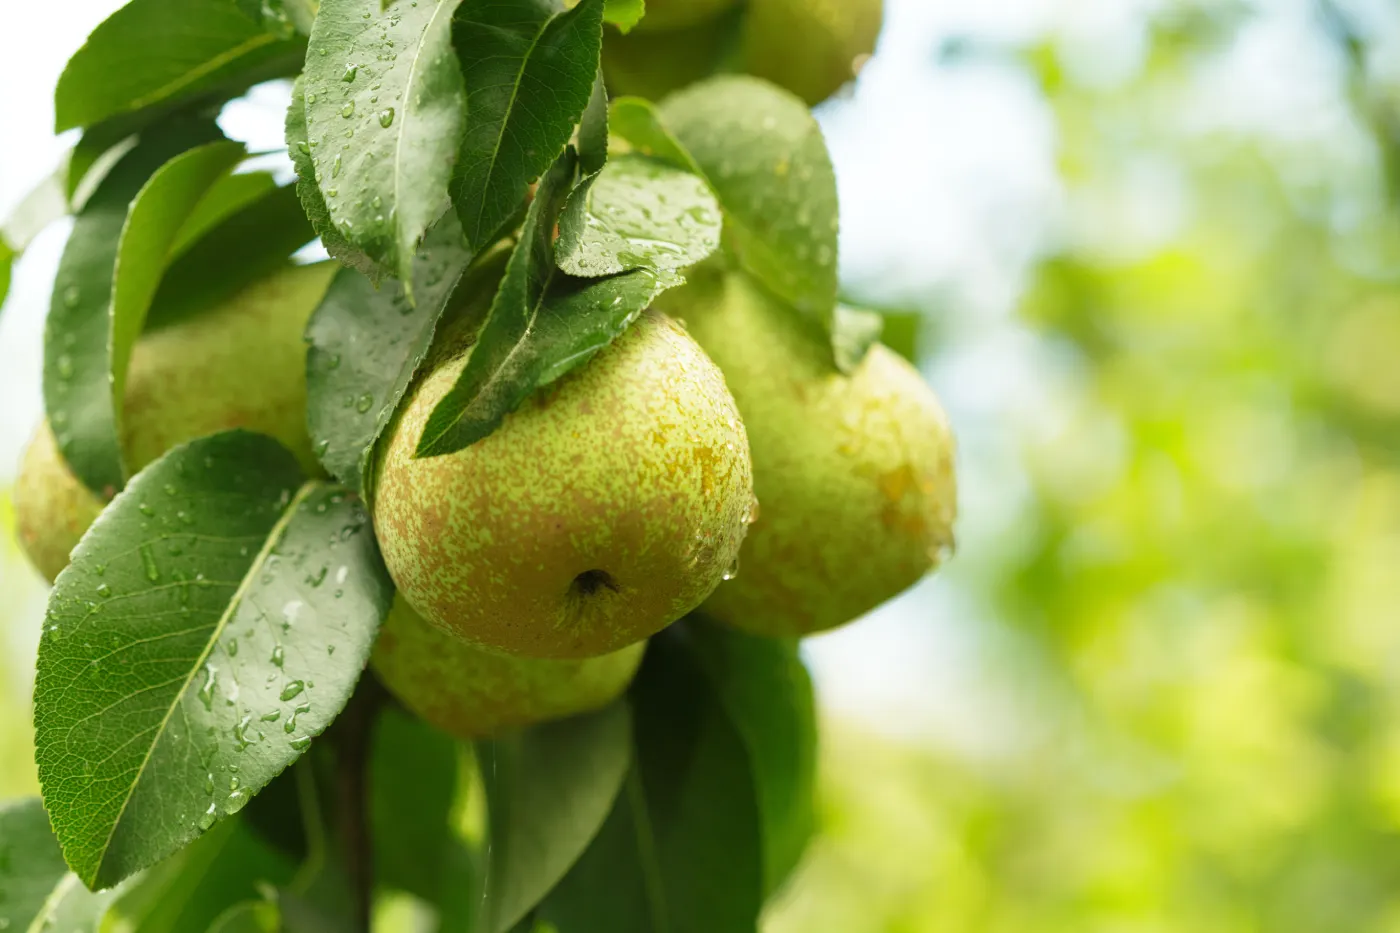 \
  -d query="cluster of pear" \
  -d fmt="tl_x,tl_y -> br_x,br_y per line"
15,251 -> 955,741
604,0 -> 884,105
